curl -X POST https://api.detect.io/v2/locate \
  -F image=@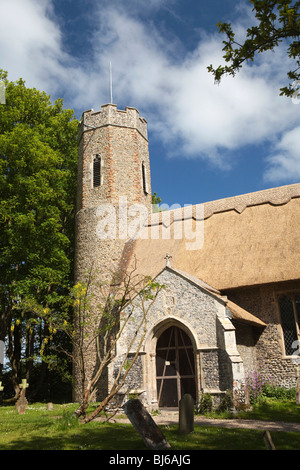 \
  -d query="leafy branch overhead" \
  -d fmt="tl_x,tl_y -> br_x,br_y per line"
207,0 -> 300,96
